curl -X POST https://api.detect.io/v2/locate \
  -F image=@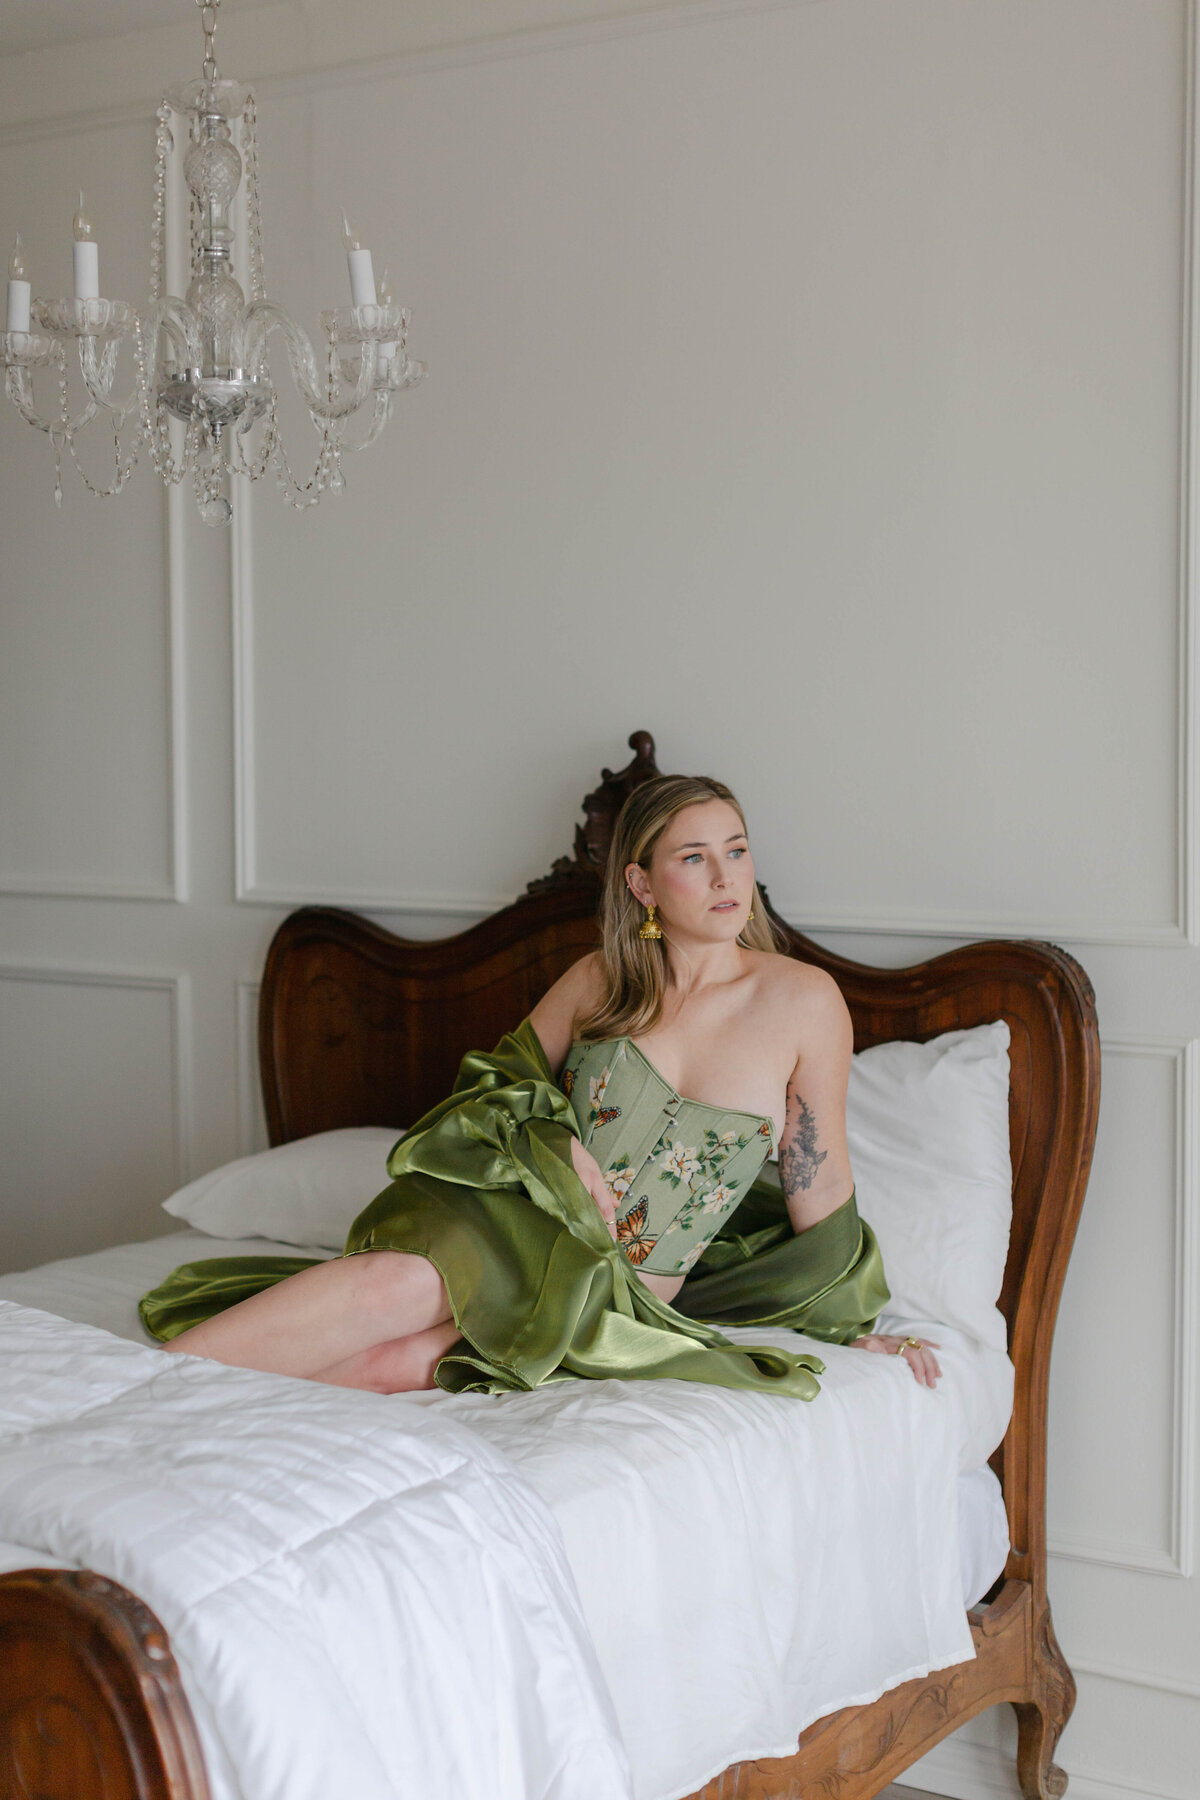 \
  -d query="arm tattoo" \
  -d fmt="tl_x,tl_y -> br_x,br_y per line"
780,1092 -> 827,1195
